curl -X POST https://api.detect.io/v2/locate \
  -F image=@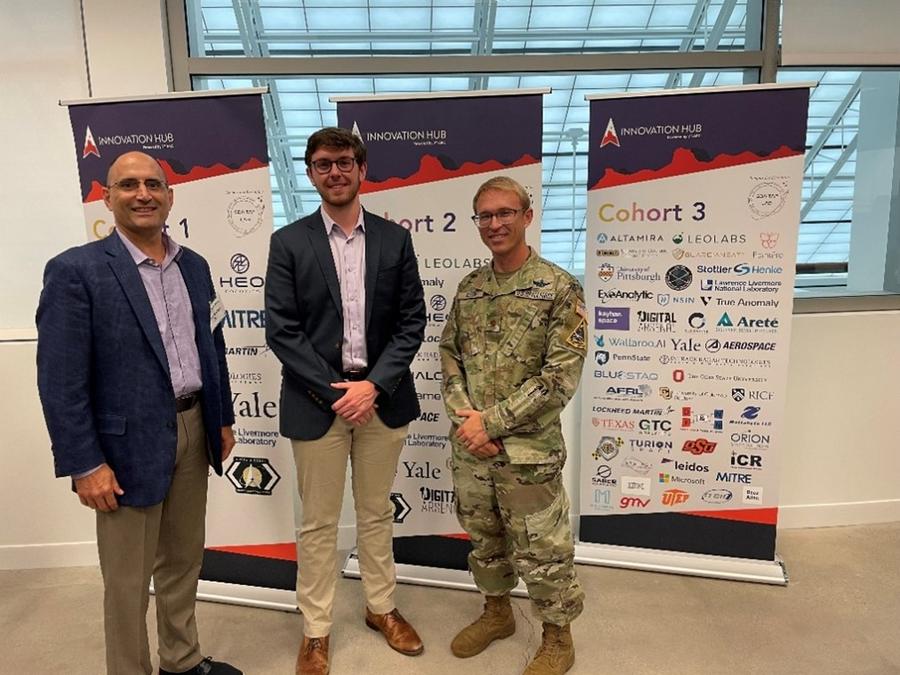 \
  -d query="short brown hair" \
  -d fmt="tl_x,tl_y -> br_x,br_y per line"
304,127 -> 367,166
472,176 -> 531,212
